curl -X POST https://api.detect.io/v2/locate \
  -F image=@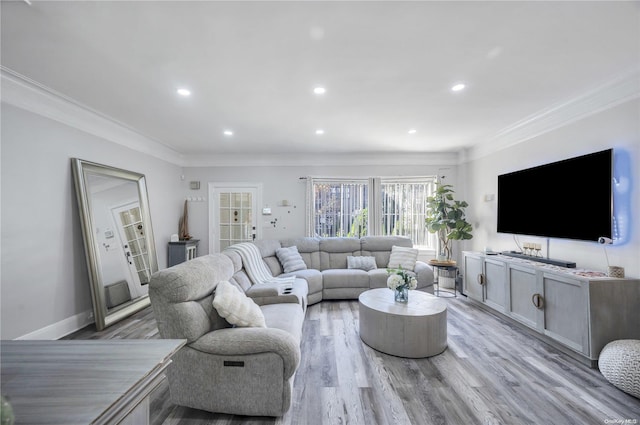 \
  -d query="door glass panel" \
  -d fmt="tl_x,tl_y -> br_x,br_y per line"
231,193 -> 242,208
130,240 -> 141,256
216,190 -> 255,252
220,193 -> 230,208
